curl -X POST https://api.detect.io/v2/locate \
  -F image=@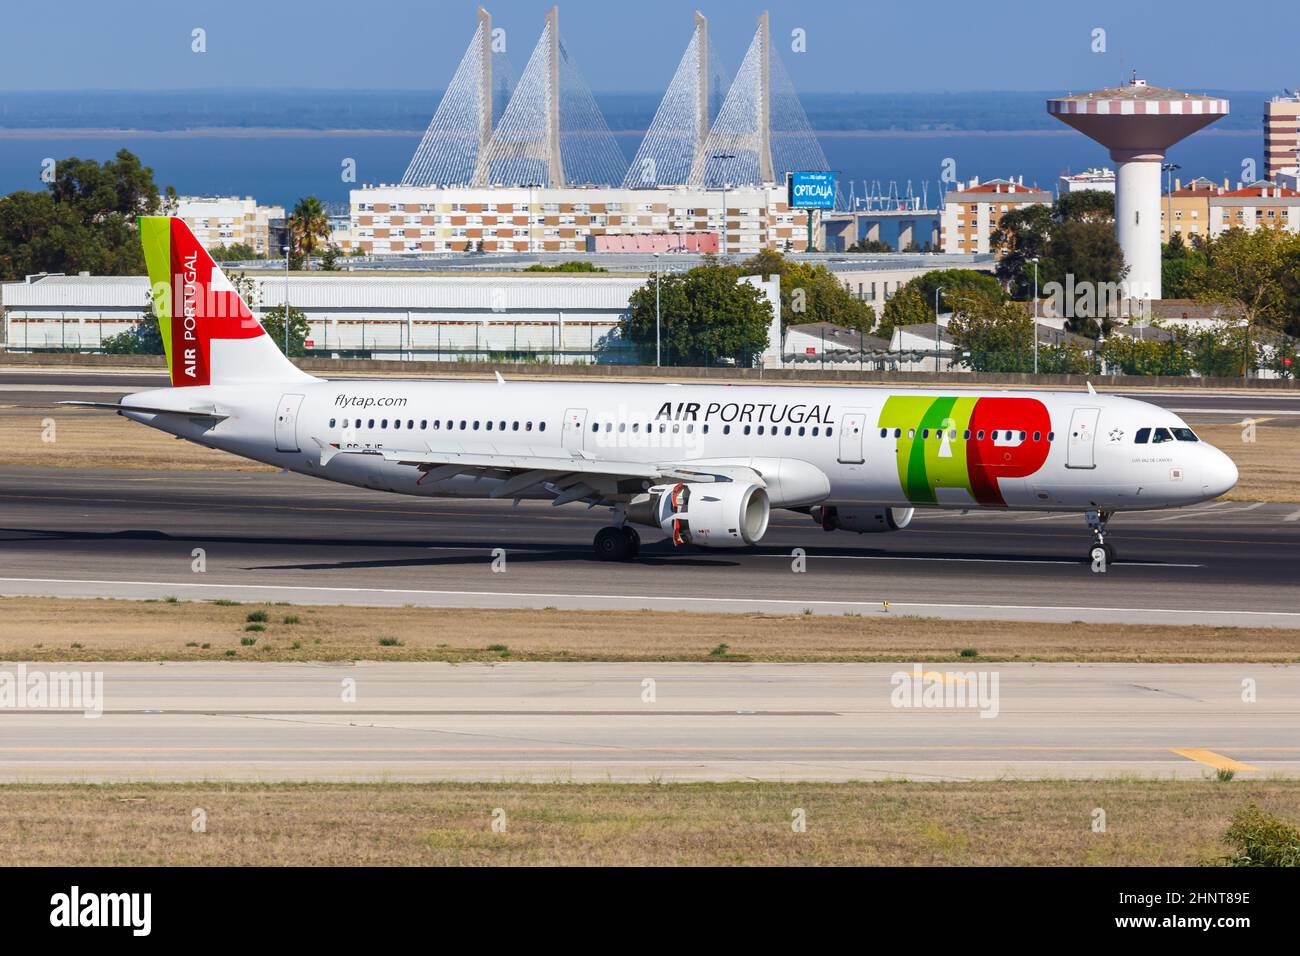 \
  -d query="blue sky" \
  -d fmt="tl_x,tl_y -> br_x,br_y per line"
0,0 -> 1291,93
